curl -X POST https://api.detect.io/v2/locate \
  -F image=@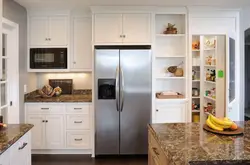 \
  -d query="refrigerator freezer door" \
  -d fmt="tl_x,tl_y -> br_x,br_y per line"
95,49 -> 120,155
119,50 -> 152,154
